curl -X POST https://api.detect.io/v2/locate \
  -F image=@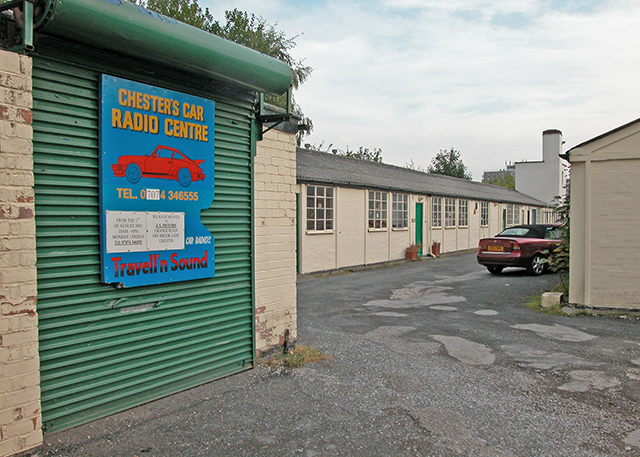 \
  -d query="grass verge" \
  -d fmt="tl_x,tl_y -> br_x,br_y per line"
262,345 -> 333,369
523,282 -> 567,315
